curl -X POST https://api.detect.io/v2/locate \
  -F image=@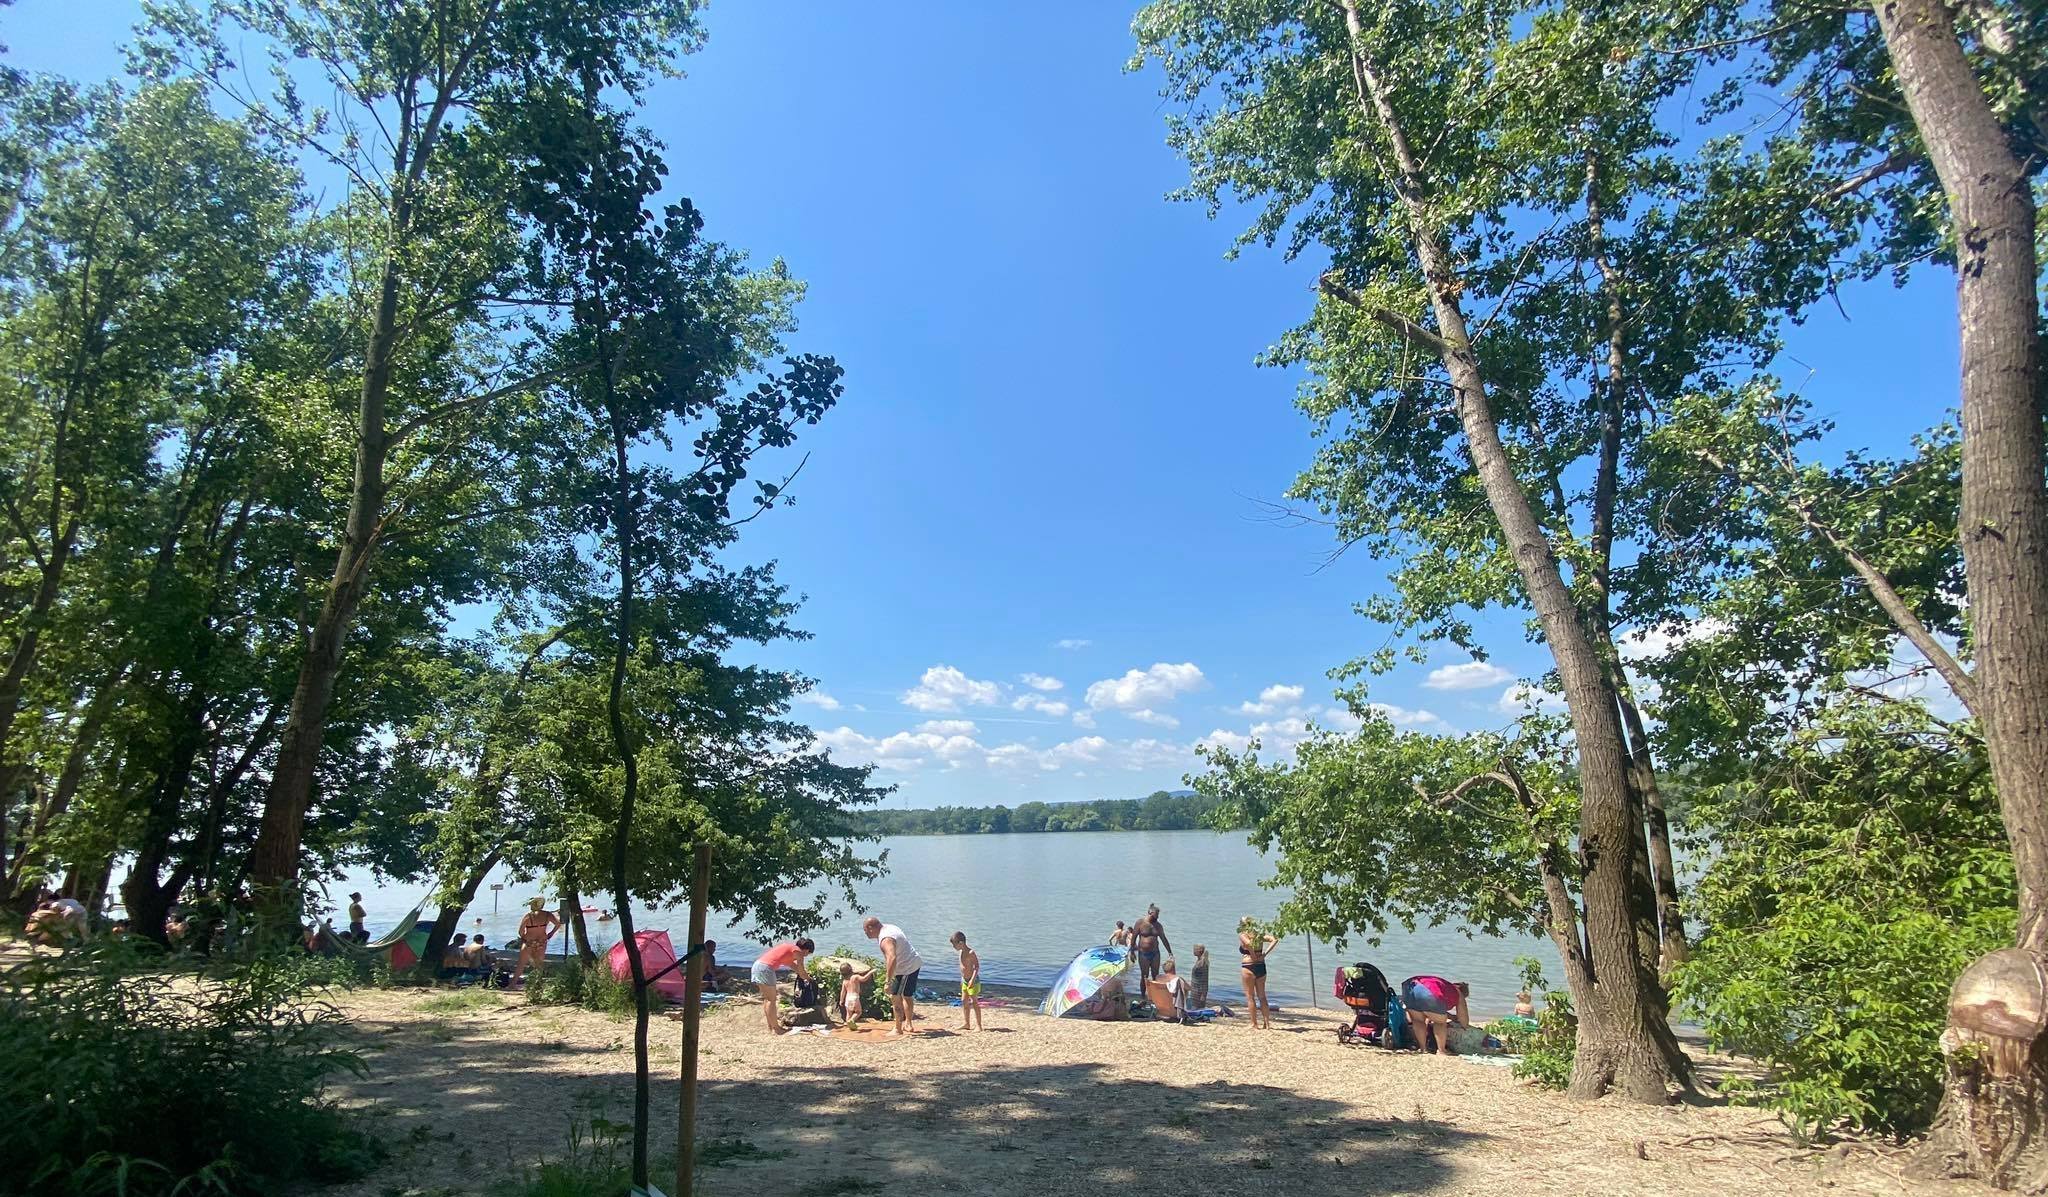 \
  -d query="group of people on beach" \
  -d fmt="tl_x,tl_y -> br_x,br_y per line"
745,917 -> 988,1038
1112,905 -> 1283,1028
